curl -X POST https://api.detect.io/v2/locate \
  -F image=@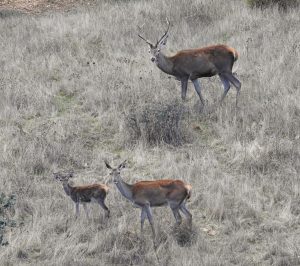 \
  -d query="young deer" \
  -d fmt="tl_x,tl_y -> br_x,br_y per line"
54,171 -> 110,219
105,160 -> 192,239
138,19 -> 241,107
